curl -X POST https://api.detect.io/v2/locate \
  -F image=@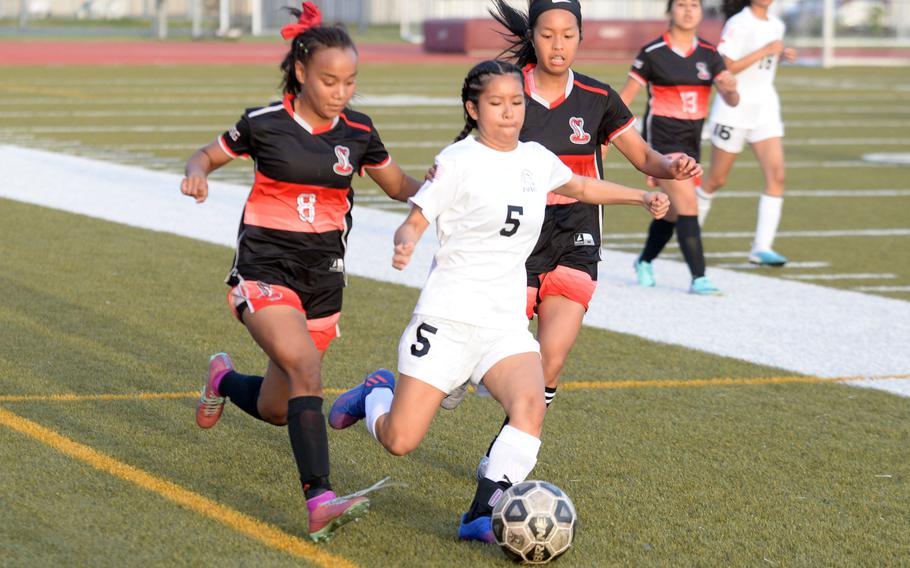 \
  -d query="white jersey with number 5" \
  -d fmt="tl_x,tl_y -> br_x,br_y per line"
709,7 -> 786,128
409,136 -> 573,331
